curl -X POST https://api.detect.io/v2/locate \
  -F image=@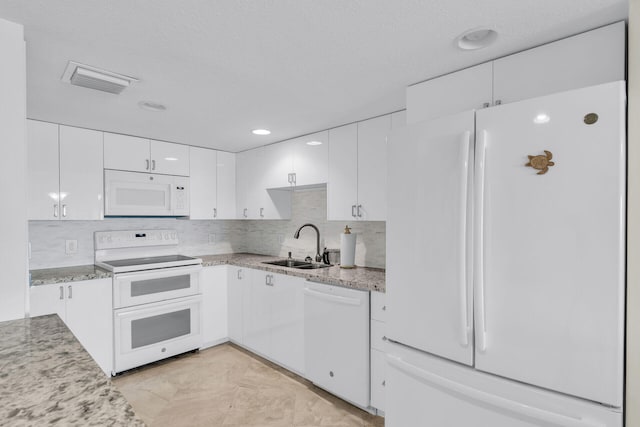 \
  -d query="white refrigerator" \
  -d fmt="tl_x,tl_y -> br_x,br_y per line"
385,81 -> 625,426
